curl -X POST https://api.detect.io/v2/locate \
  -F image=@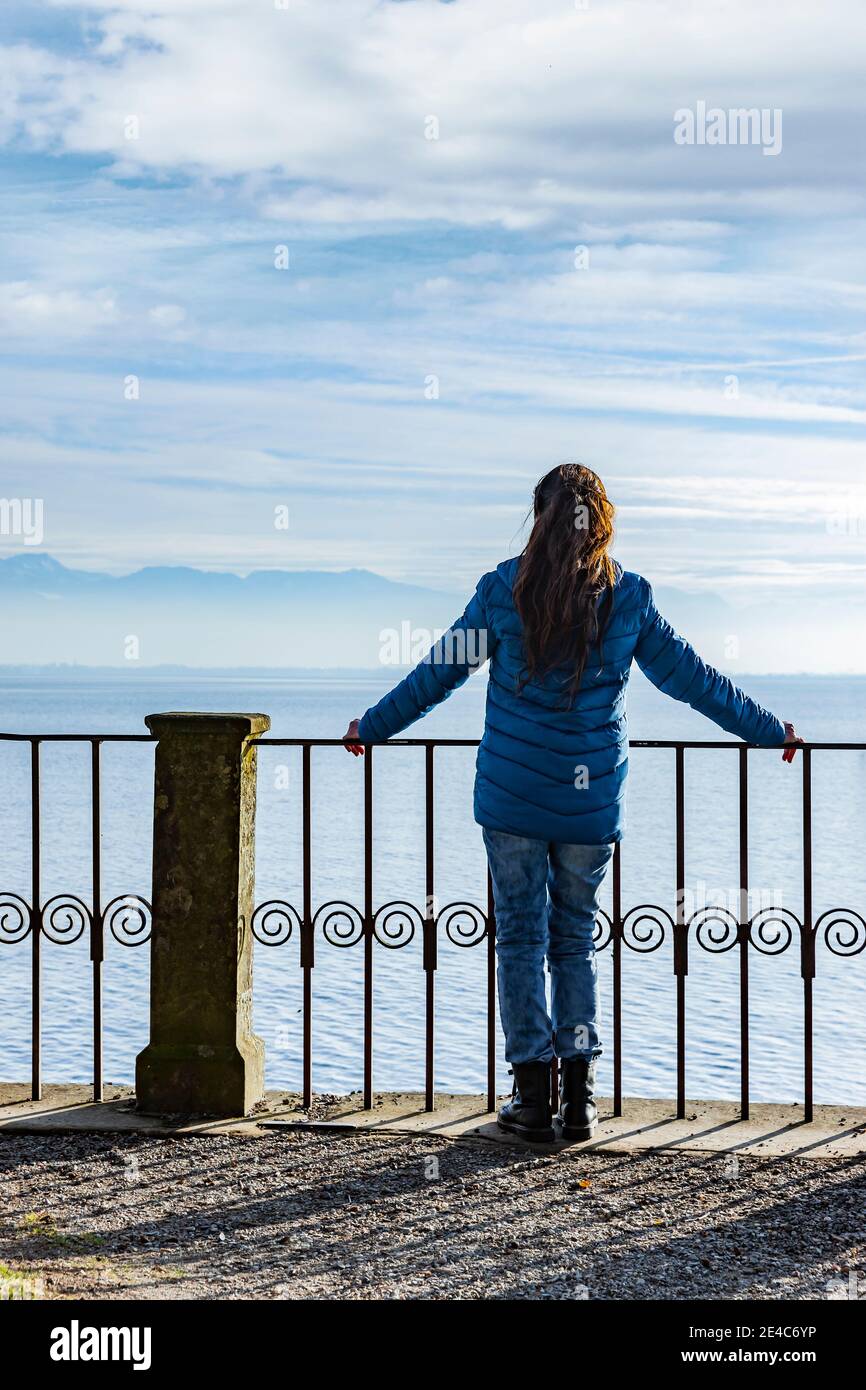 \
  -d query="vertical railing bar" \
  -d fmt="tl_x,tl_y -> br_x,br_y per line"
30,739 -> 42,1102
363,746 -> 373,1109
739,745 -> 750,1121
486,866 -> 496,1112
802,747 -> 814,1122
612,839 -> 622,1118
91,739 -> 103,1103
675,746 -> 686,1120
301,744 -> 312,1109
424,745 -> 435,1113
